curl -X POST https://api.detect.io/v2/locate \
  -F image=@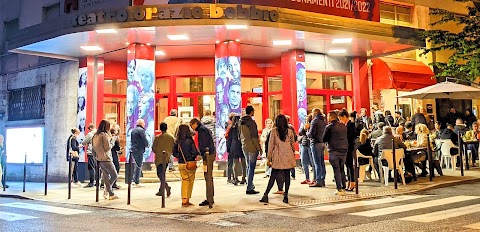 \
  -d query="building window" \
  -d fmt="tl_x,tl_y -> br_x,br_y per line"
43,3 -> 60,22
64,0 -> 79,14
8,85 -> 46,121
380,3 -> 411,26
4,18 -> 19,37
